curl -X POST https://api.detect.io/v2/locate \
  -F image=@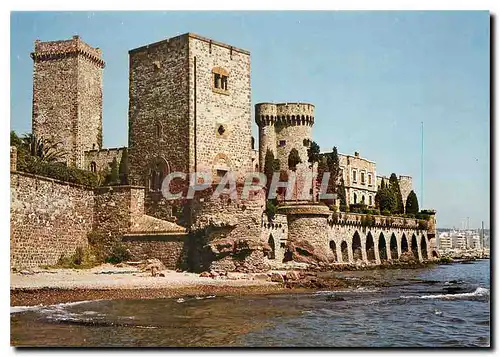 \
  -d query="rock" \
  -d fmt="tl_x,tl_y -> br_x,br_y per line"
199,271 -> 211,278
253,273 -> 270,281
285,271 -> 301,281
158,272 -> 165,277
270,272 -> 285,283
210,271 -> 220,278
